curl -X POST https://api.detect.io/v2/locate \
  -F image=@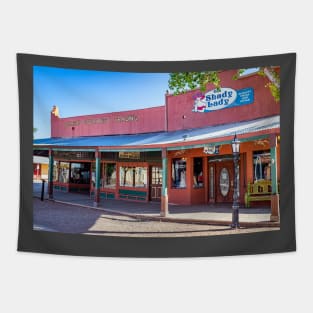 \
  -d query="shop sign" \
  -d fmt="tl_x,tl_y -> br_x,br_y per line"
119,151 -> 141,159
203,145 -> 220,155
193,87 -> 254,112
65,115 -> 138,127
114,115 -> 138,122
